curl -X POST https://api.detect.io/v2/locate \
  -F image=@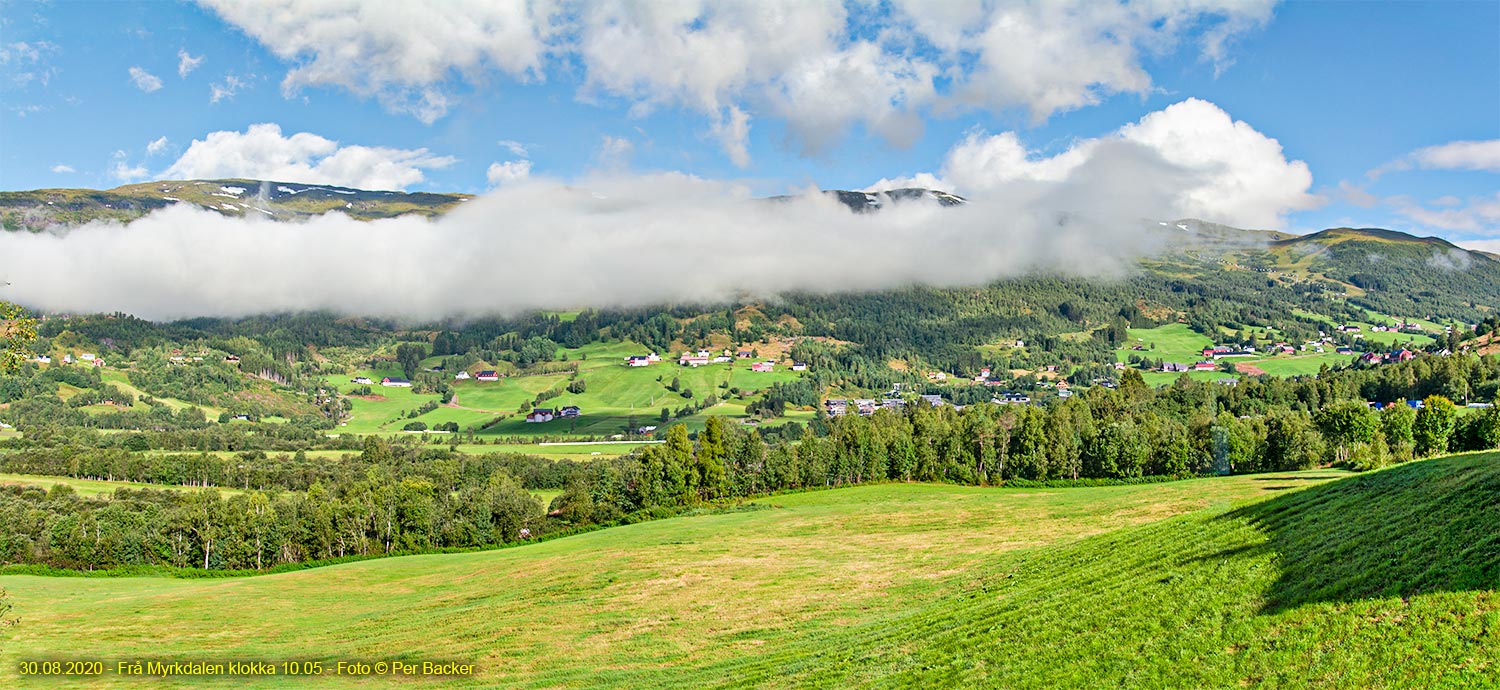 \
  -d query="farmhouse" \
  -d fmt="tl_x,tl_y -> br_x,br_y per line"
1360,352 -> 1385,365
626,355 -> 652,367
62,355 -> 74,364
1203,346 -> 1253,358
1389,349 -> 1416,363
994,393 -> 1031,405
736,351 -> 753,359
1193,361 -> 1218,372
526,409 -> 556,423
751,361 -> 774,372
381,377 -> 412,387
558,406 -> 581,418
32,355 -> 50,364
712,355 -> 733,363
454,371 -> 471,380
791,362 -> 808,371
679,355 -> 710,367
919,394 -> 947,407
352,376 -> 373,385
476,370 -> 500,381
647,352 -> 661,362
1337,347 -> 1354,354
1162,362 -> 1191,373
80,353 -> 96,361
